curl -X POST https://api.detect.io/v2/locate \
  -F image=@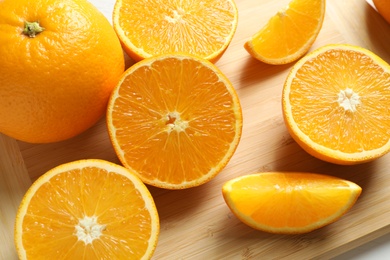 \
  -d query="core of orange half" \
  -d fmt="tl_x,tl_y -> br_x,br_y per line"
222,172 -> 362,234
282,44 -> 390,165
14,159 -> 159,260
106,54 -> 243,189
112,0 -> 238,63
244,0 -> 325,64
